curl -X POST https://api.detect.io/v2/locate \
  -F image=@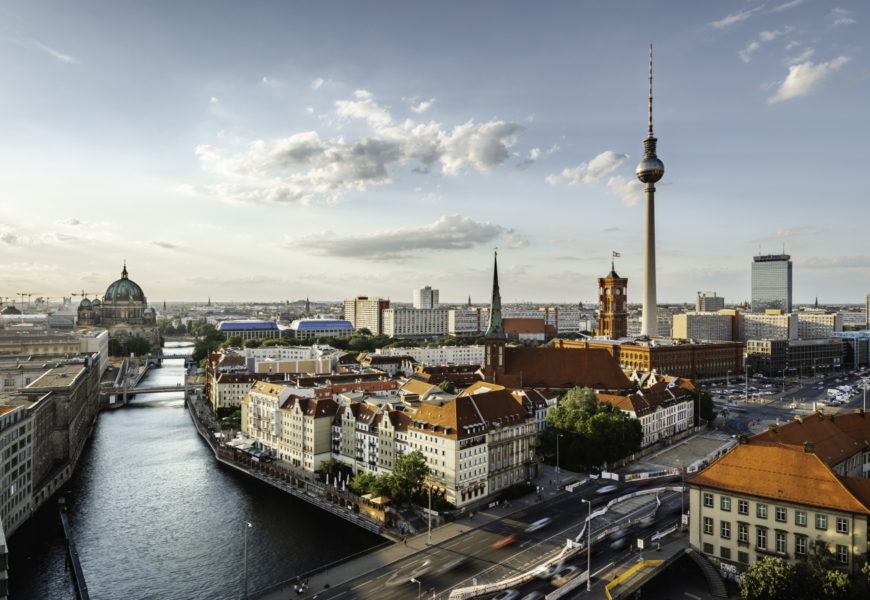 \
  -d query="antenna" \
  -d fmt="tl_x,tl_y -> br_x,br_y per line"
648,43 -> 654,137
